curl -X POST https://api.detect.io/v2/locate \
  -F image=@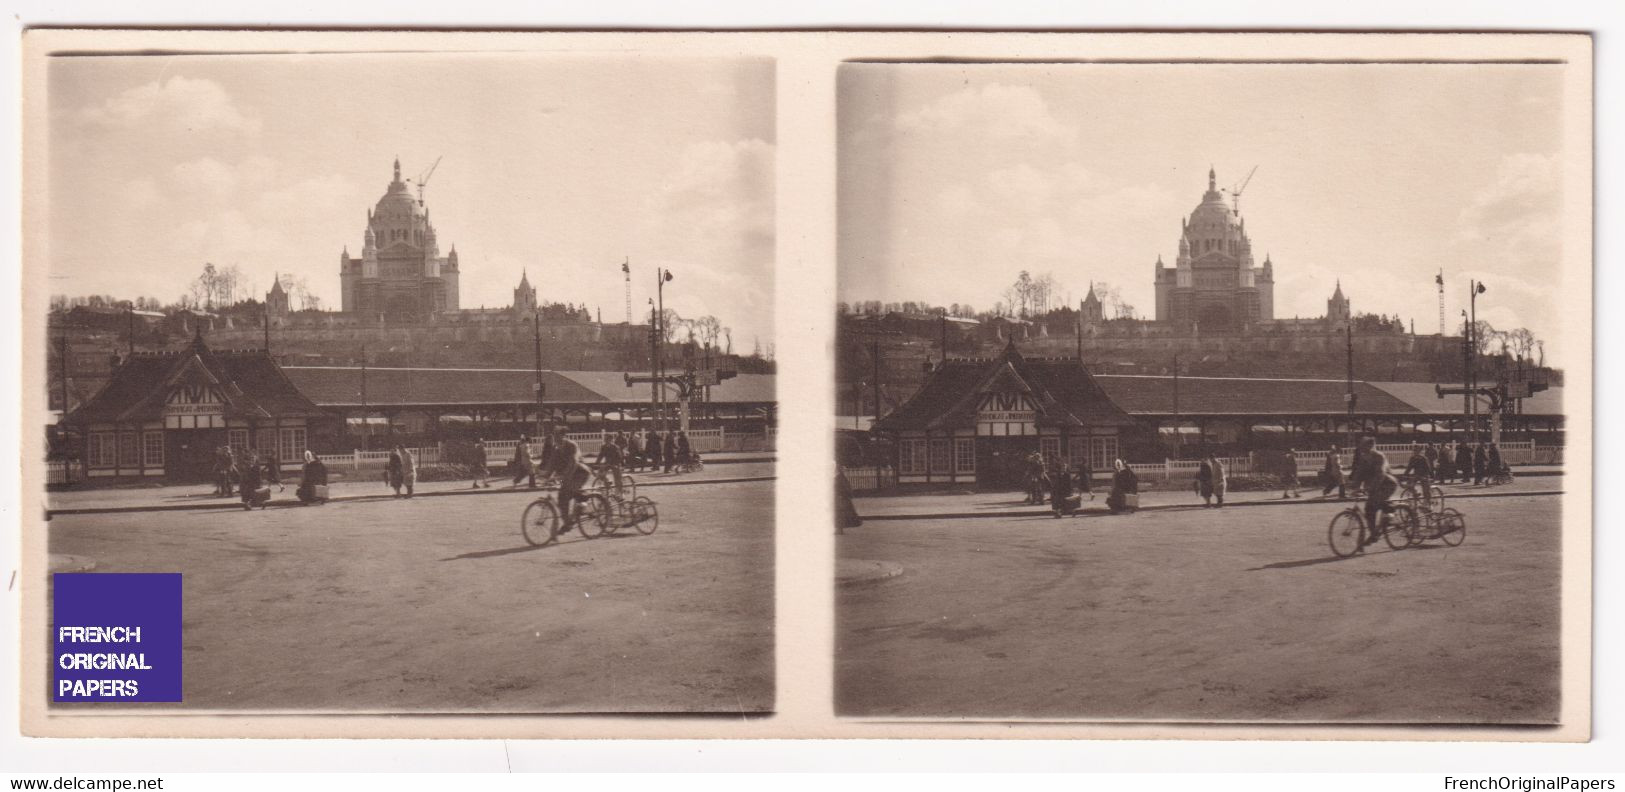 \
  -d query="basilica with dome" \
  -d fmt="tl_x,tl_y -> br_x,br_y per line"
339,159 -> 461,321
1153,168 -> 1275,332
